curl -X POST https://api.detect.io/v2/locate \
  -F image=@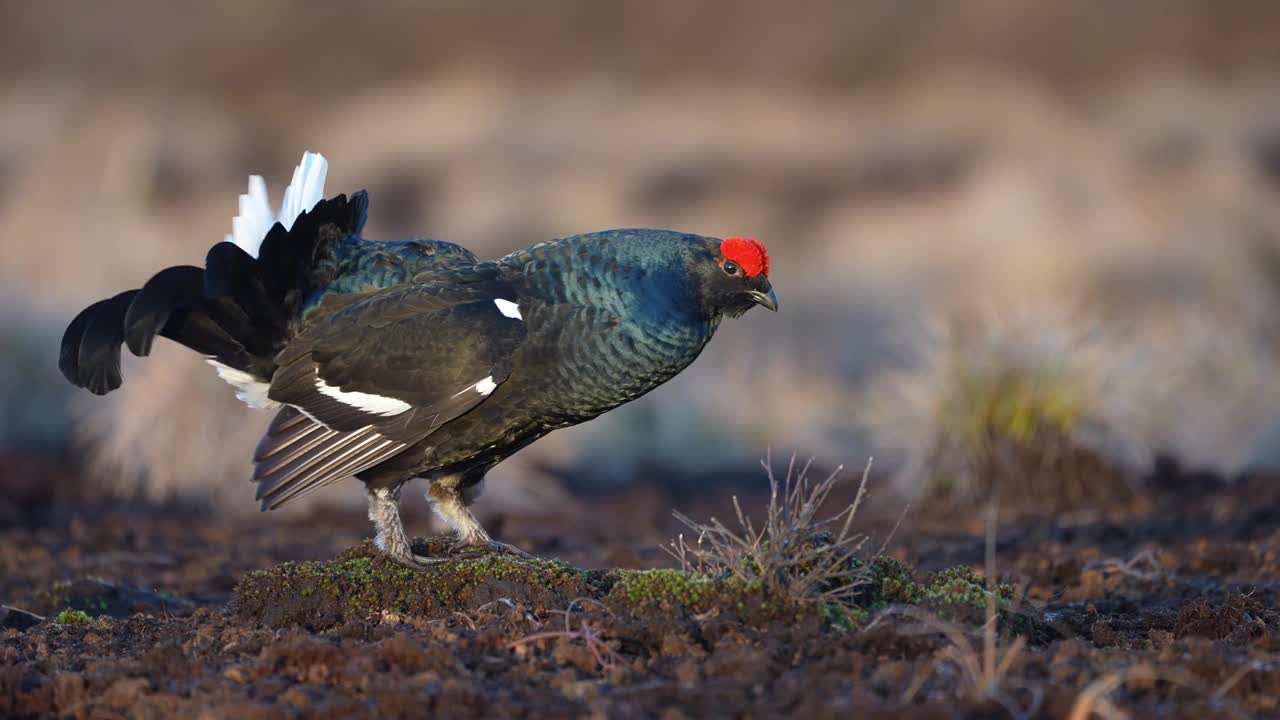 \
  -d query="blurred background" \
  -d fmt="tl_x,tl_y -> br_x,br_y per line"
4,0 -> 1280,528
